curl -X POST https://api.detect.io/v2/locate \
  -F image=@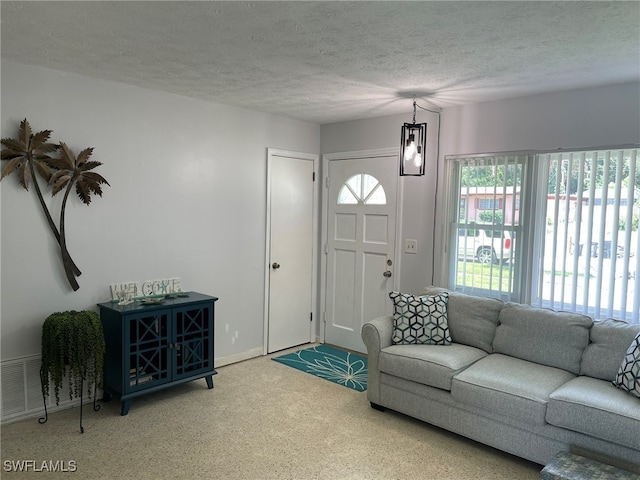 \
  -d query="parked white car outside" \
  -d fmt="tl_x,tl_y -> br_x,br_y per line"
457,225 -> 514,264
